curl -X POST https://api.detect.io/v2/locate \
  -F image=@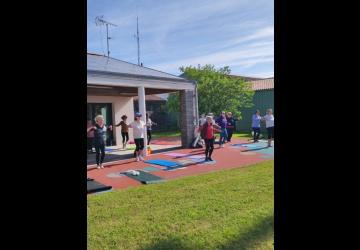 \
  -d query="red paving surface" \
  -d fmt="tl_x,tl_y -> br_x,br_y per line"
87,138 -> 273,191
150,136 -> 181,145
